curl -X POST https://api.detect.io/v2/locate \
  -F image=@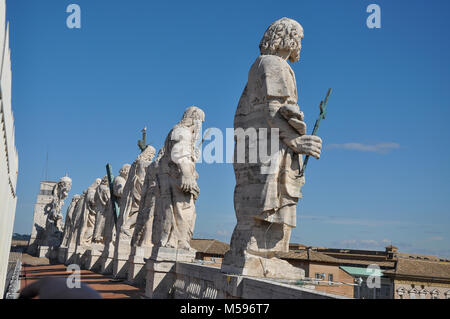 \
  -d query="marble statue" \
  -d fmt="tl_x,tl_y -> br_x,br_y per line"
131,150 -> 162,249
112,147 -> 155,278
118,149 -> 155,241
92,176 -> 113,244
221,18 -> 322,278
126,149 -> 162,283
150,106 -> 204,250
69,191 -> 86,247
42,176 -> 72,247
136,107 -> 204,295
113,164 -> 131,203
79,178 -> 101,246
61,194 -> 81,248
